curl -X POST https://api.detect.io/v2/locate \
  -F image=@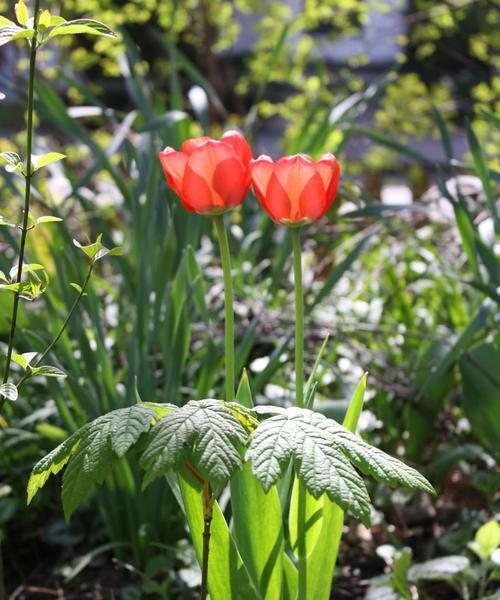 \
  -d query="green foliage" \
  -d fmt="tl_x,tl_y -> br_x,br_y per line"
248,406 -> 434,525
469,520 -> 500,561
28,404 -> 156,519
140,399 -> 248,492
